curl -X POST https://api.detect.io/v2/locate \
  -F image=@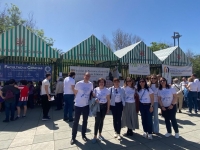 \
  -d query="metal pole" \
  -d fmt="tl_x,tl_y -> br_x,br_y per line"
174,32 -> 176,46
